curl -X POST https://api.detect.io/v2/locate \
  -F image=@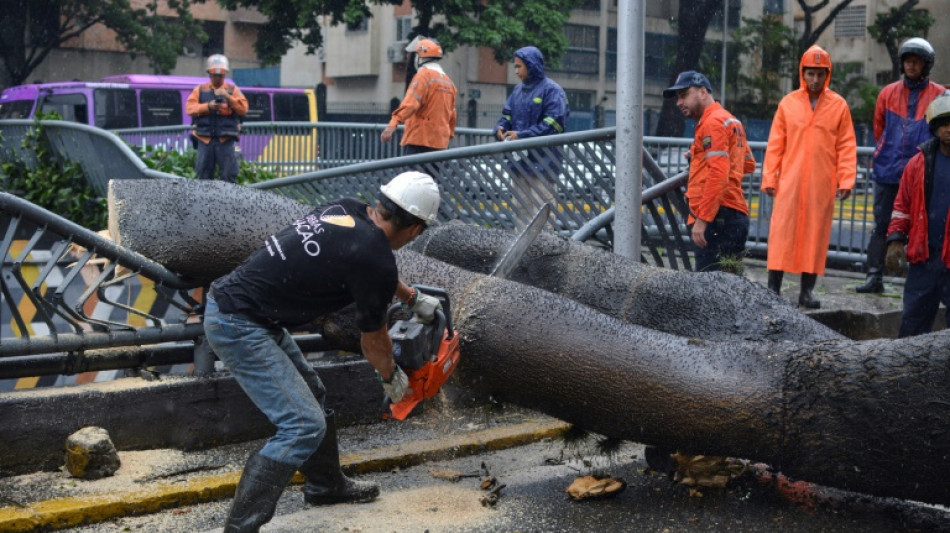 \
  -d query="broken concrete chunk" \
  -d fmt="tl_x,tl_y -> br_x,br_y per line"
65,426 -> 121,479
